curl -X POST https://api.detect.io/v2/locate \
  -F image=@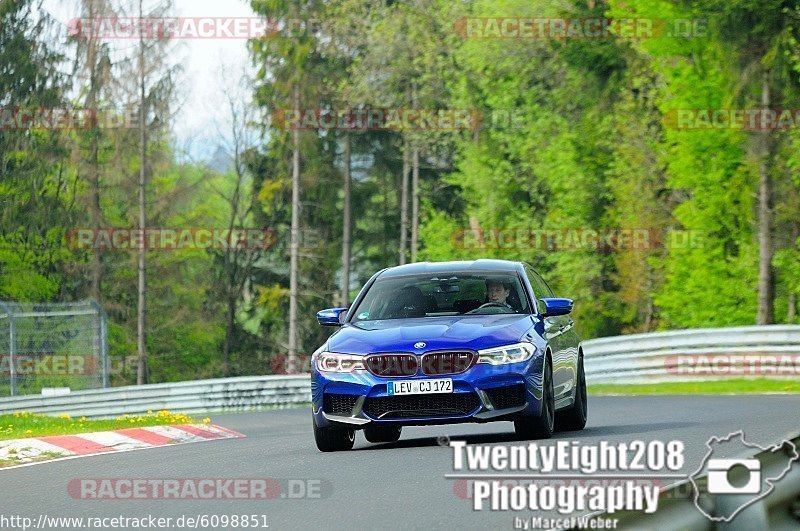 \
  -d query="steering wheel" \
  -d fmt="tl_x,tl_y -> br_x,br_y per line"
468,302 -> 514,313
